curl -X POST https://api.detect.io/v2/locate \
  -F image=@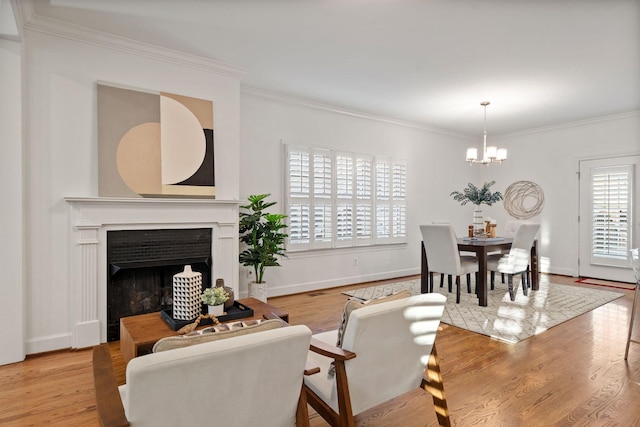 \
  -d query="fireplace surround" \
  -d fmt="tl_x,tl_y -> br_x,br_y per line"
66,197 -> 240,348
